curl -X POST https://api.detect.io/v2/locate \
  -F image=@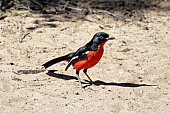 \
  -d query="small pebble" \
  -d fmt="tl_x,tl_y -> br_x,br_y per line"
75,92 -> 79,95
10,62 -> 15,65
